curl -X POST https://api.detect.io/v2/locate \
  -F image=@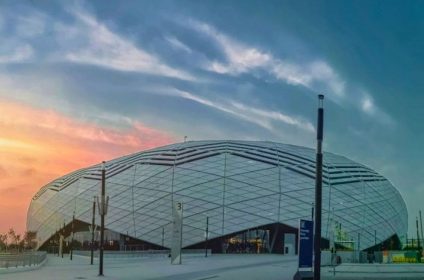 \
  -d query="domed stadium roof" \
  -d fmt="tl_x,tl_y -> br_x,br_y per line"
27,140 -> 407,250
